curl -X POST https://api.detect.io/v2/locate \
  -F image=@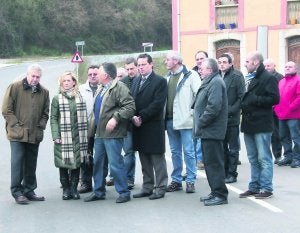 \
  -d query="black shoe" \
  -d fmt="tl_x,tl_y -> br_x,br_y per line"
186,183 -> 195,193
274,157 -> 281,164
277,157 -> 292,166
128,181 -> 135,190
25,194 -> 45,201
106,179 -> 114,186
149,192 -> 165,200
182,174 -> 187,181
254,191 -> 273,199
290,160 -> 300,168
116,195 -> 131,203
200,193 -> 213,202
166,181 -> 182,192
204,196 -> 228,206
239,190 -> 259,198
78,184 -> 92,193
225,176 -> 237,184
15,195 -> 29,205
84,193 -> 105,202
133,191 -> 153,198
